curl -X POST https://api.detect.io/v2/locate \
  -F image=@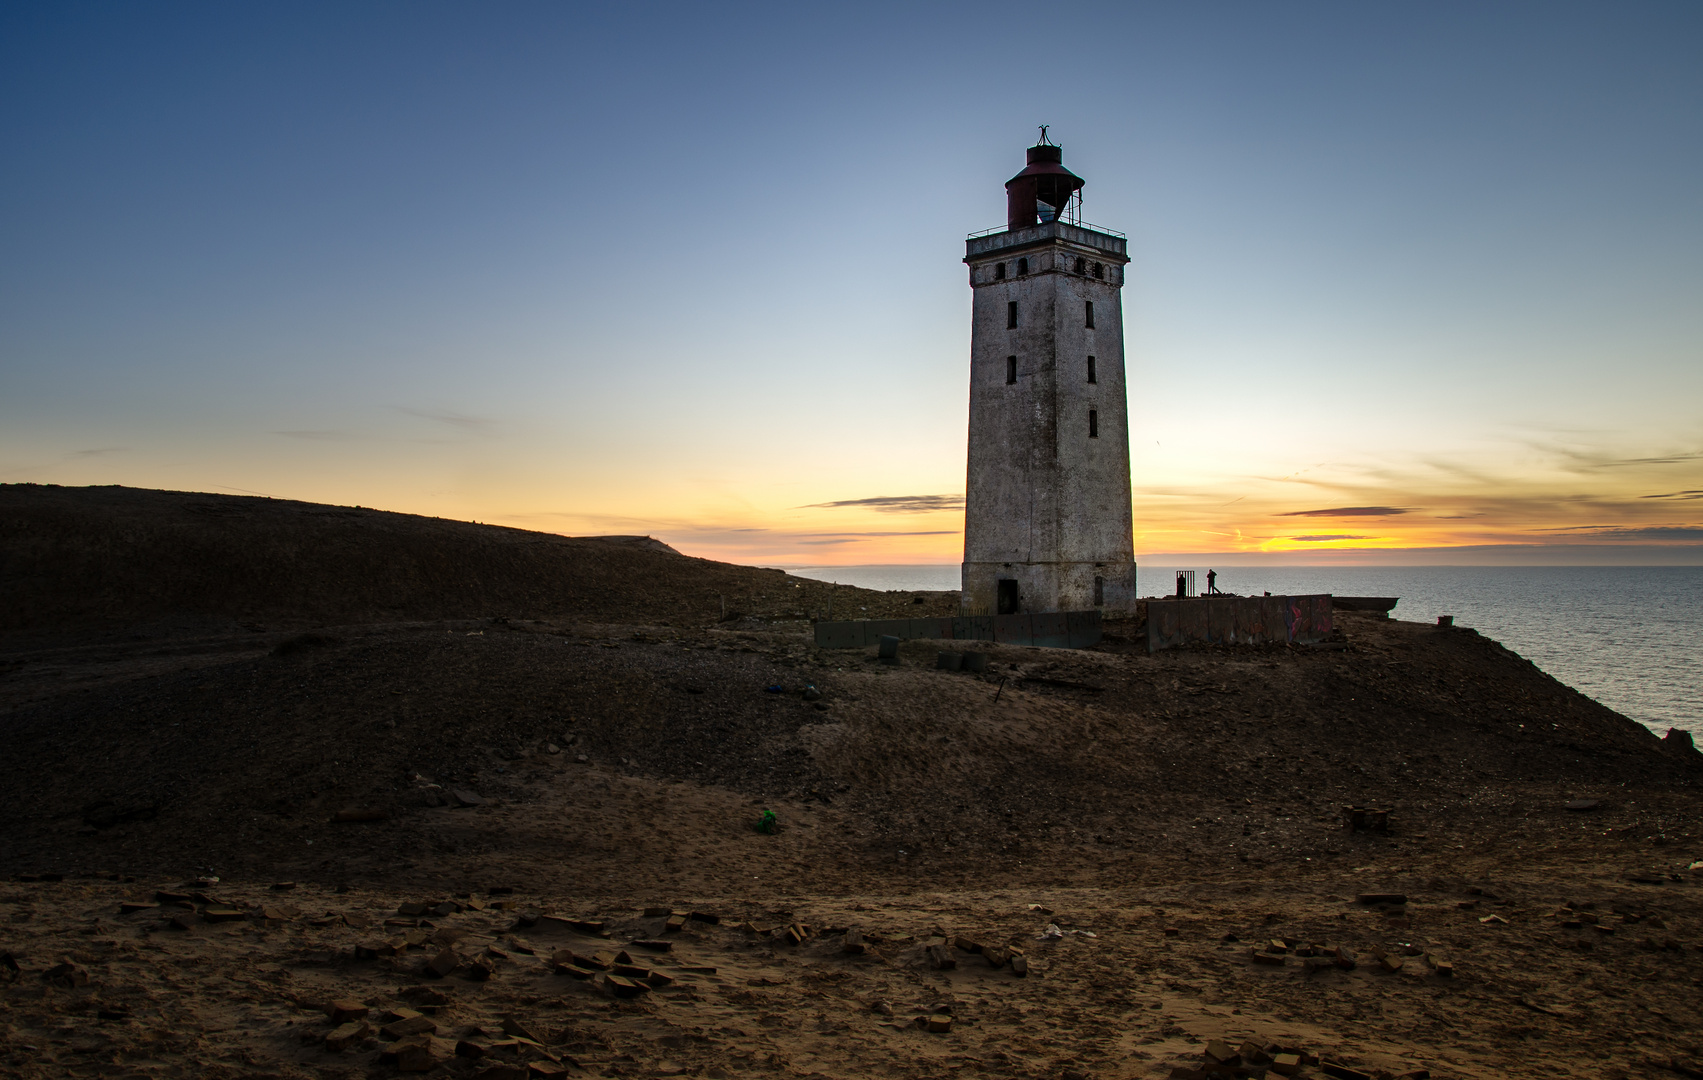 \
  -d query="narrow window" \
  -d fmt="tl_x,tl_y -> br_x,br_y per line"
1016,257 -> 1028,276
1006,356 -> 1017,384
1093,262 -> 1104,279
1086,356 -> 1097,384
1088,409 -> 1099,438
1094,575 -> 1104,606
994,262 -> 1006,280
1074,257 -> 1086,274
1007,301 -> 1018,329
1085,301 -> 1095,329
